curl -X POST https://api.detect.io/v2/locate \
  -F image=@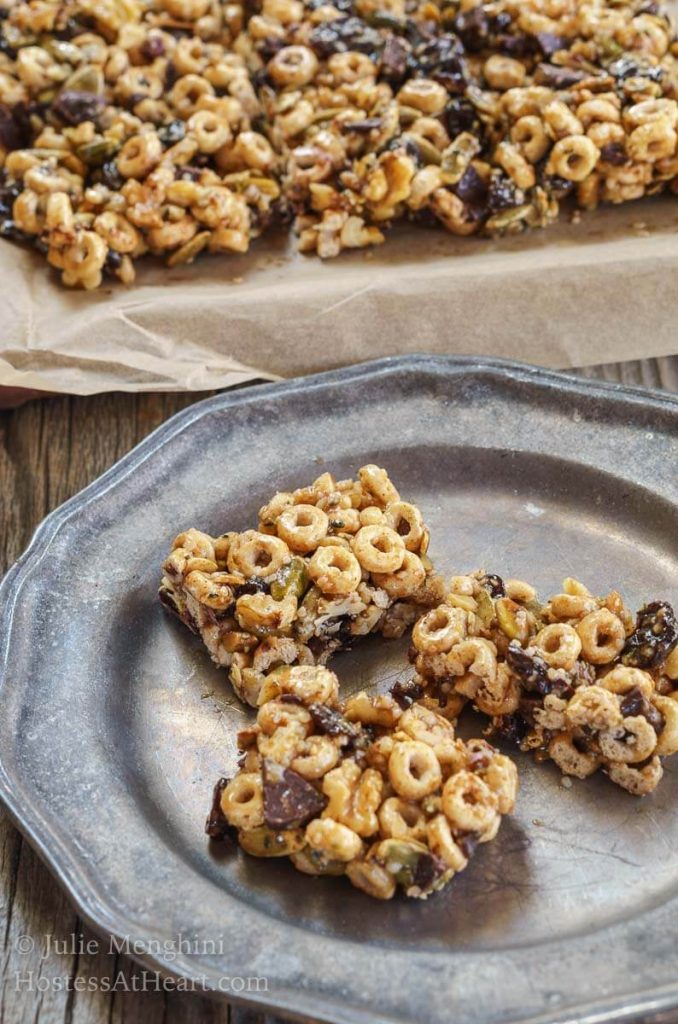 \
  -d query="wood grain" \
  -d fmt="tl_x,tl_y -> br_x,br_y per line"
0,357 -> 676,1024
